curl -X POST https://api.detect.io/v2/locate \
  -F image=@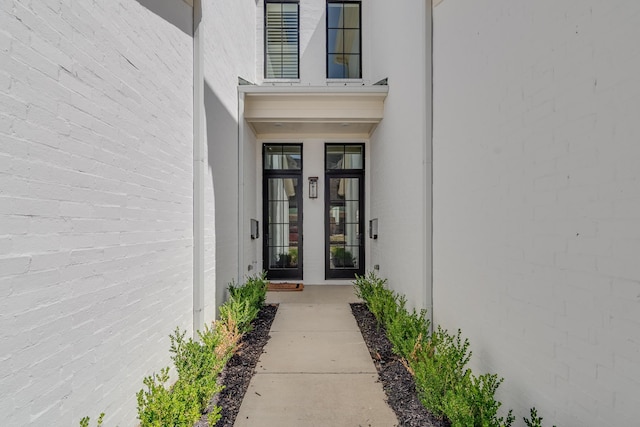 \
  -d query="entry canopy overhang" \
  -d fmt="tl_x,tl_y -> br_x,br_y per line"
240,85 -> 388,138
